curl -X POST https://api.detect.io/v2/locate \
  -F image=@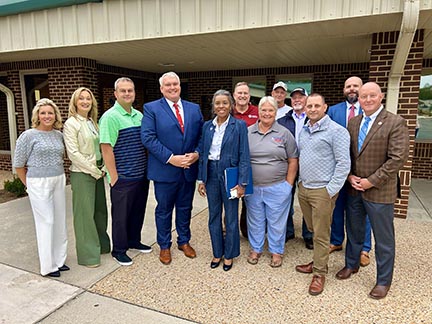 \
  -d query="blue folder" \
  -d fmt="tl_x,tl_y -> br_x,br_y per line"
224,167 -> 253,198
